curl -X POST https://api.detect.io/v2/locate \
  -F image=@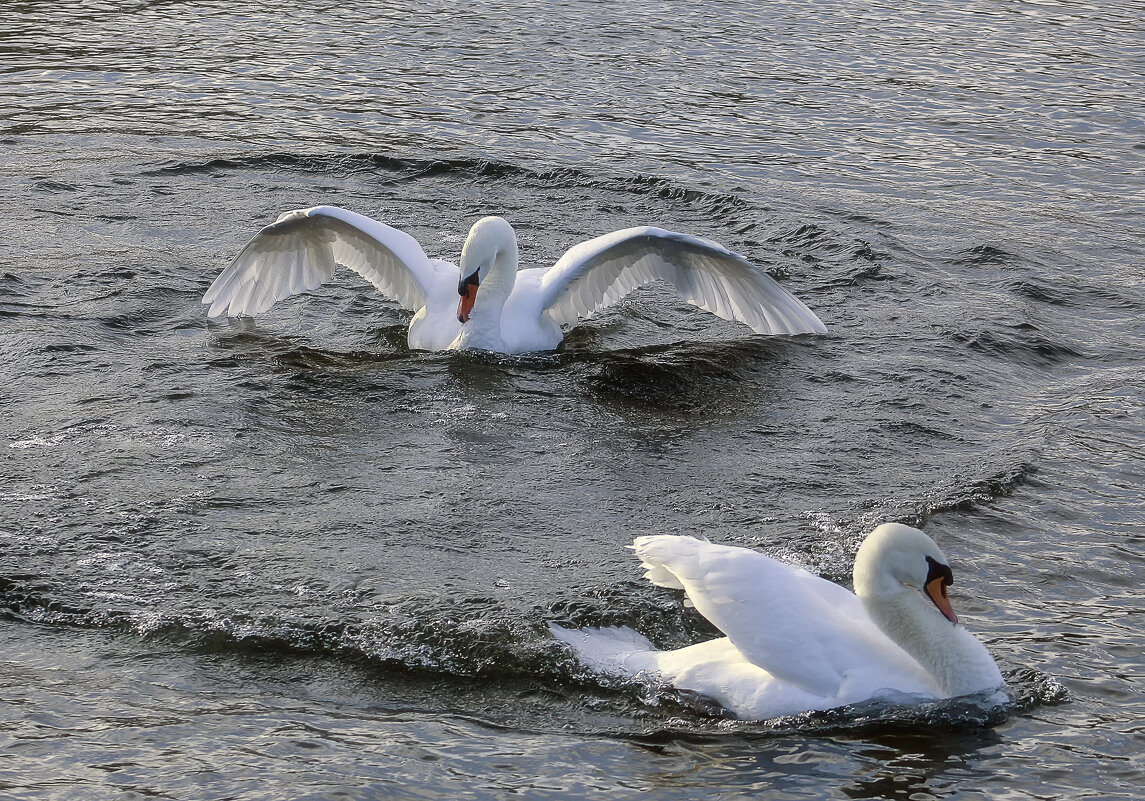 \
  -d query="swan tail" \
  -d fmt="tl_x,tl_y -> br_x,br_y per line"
549,623 -> 657,675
